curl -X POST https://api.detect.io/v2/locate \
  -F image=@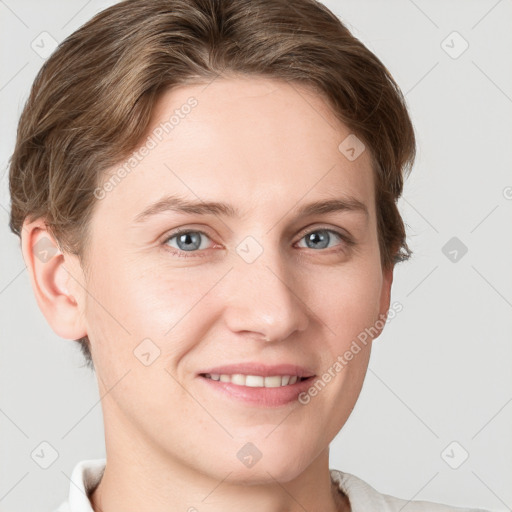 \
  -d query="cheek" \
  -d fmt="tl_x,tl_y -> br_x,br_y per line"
315,261 -> 384,340
308,258 -> 383,411
83,253 -> 223,369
